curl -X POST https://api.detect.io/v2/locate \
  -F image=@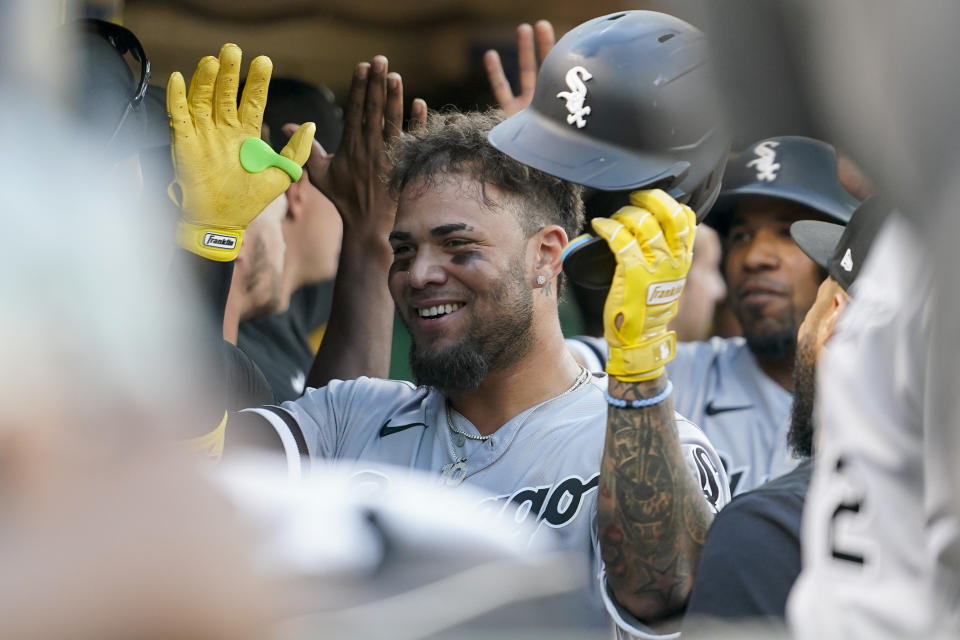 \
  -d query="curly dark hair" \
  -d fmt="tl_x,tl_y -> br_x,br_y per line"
387,110 -> 584,241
